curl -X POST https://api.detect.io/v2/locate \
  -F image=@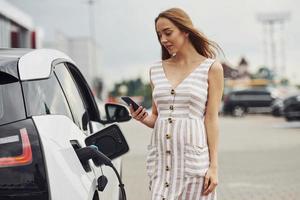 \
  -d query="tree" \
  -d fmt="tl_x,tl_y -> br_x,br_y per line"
254,66 -> 274,80
109,78 -> 152,109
